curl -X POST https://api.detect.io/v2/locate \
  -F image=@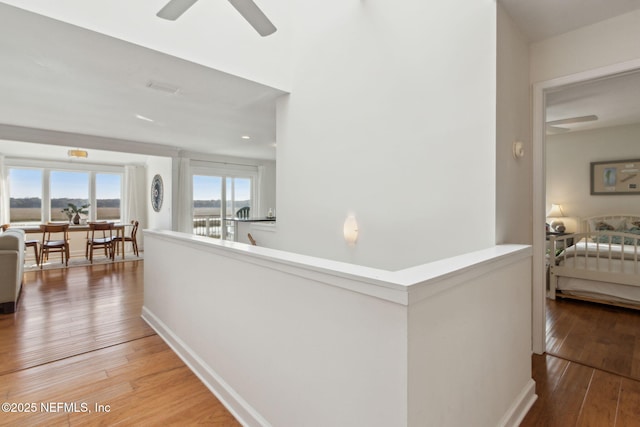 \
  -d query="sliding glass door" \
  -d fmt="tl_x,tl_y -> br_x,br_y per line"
192,174 -> 253,240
